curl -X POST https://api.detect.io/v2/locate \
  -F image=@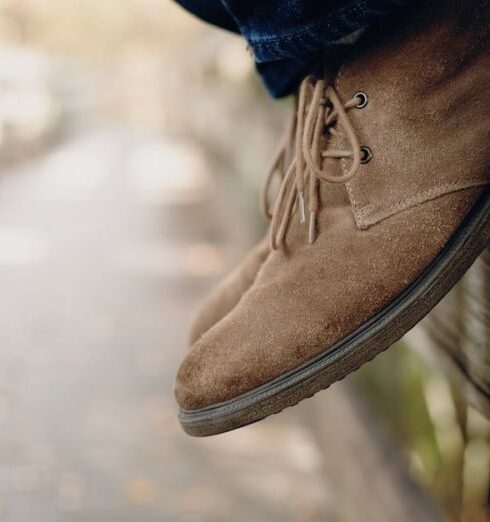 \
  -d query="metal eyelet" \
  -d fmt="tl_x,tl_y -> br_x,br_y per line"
354,91 -> 368,109
360,146 -> 373,164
